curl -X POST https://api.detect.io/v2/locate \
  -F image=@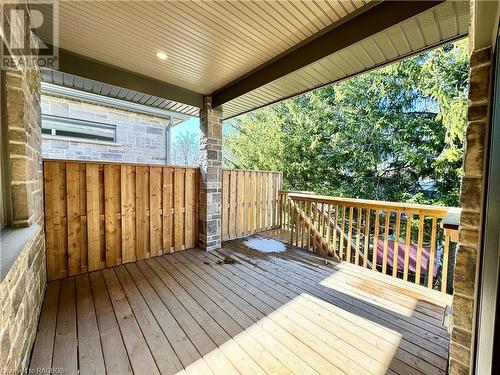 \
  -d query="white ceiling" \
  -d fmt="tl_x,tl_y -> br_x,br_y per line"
41,1 -> 469,119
